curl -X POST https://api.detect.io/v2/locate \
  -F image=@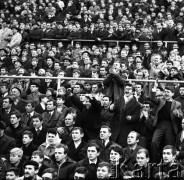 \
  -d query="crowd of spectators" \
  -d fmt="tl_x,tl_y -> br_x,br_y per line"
1,0 -> 184,179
